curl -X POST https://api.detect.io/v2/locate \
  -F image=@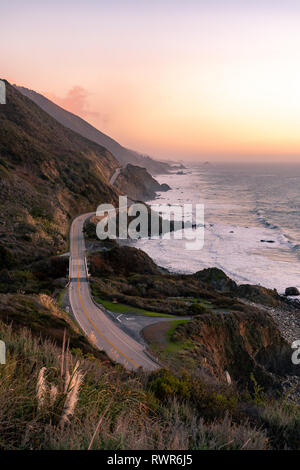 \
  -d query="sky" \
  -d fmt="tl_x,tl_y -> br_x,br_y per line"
1,0 -> 300,162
